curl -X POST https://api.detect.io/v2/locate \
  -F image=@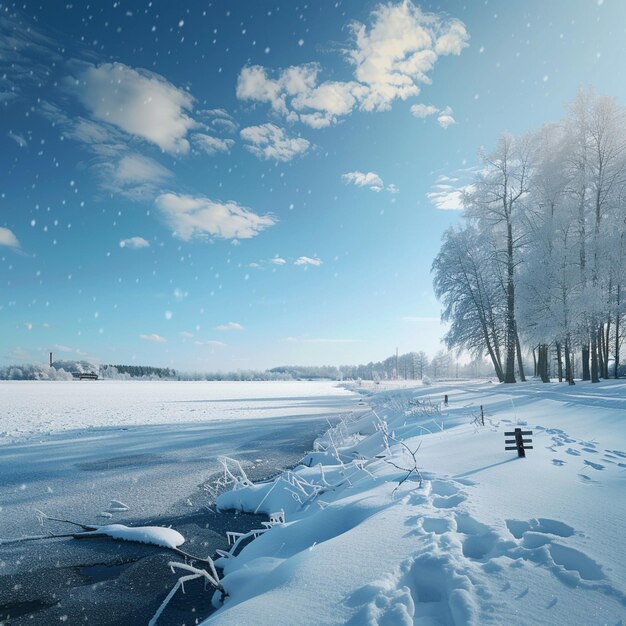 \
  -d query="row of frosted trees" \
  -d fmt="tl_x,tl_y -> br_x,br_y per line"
433,90 -> 626,383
